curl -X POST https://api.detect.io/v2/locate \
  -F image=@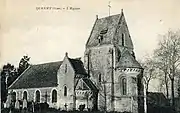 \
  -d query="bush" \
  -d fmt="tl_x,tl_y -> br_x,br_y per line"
78,104 -> 85,111
39,102 -> 49,110
1,108 -> 10,113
